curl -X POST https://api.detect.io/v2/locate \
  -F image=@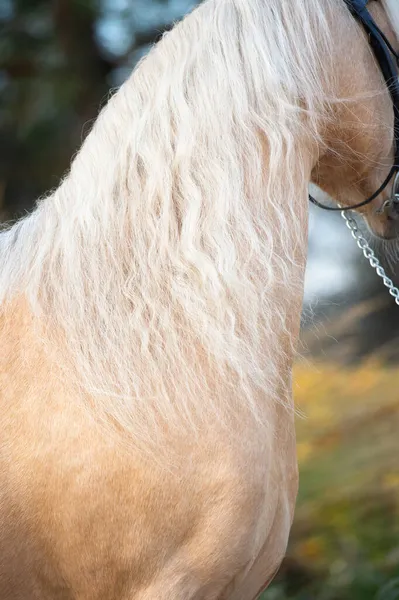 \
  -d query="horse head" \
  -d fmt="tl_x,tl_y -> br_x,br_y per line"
312,0 -> 399,239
